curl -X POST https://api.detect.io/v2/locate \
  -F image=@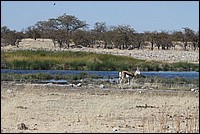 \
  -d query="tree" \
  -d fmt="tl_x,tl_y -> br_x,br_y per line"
154,30 -> 172,50
191,30 -> 199,50
53,29 -> 69,49
55,13 -> 88,48
103,30 -> 115,49
110,25 -> 135,49
1,26 -> 10,46
1,26 -> 10,34
1,26 -> 24,47
25,26 -> 41,40
182,27 -> 196,50
94,22 -> 108,33
56,13 -> 88,32
35,19 -> 61,47
34,13 -> 89,48
144,31 -> 157,50
2,30 -> 18,46
171,30 -> 183,49
132,33 -> 145,50
91,22 -> 110,48
72,30 -> 93,47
